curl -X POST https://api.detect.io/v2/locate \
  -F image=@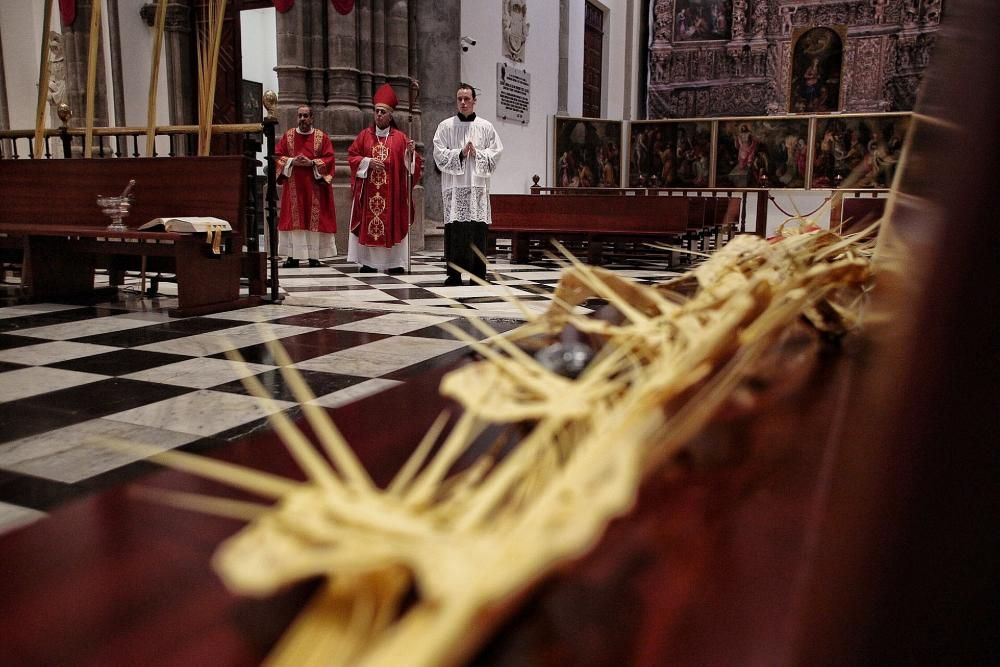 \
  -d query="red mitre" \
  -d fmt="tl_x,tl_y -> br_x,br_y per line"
373,84 -> 398,111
